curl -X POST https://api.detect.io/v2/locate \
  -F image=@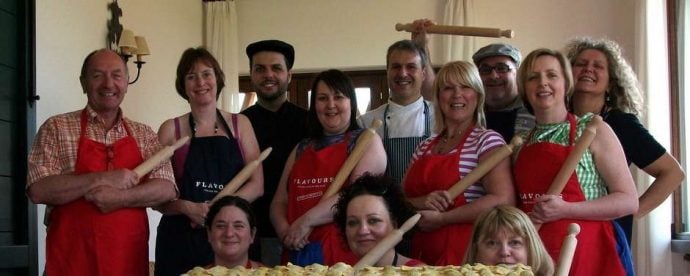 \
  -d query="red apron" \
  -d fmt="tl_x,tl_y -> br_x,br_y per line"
46,110 -> 149,276
404,126 -> 473,266
286,133 -> 358,265
513,113 -> 625,276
